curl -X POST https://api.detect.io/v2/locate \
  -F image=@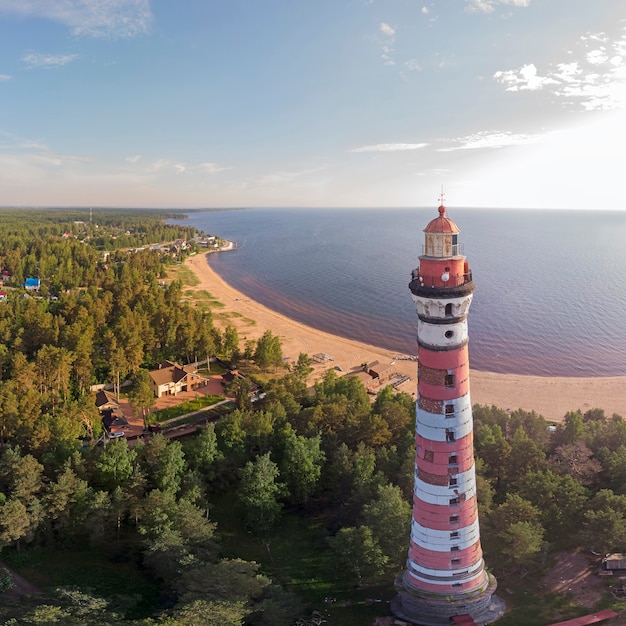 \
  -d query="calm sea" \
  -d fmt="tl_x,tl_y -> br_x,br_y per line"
169,208 -> 626,377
